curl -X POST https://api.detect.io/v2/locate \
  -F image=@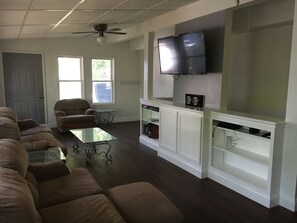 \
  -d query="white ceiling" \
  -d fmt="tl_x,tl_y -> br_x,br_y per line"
0,0 -> 199,40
